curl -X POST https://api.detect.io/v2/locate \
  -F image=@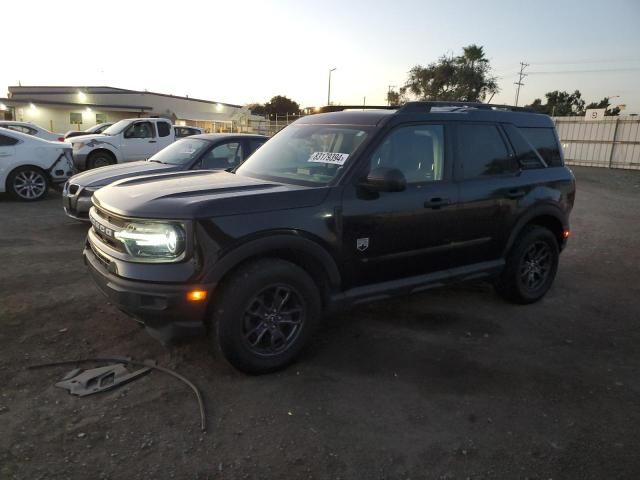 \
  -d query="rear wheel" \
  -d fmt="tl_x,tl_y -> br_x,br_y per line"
7,166 -> 49,201
211,259 -> 321,374
494,226 -> 559,304
87,151 -> 115,169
